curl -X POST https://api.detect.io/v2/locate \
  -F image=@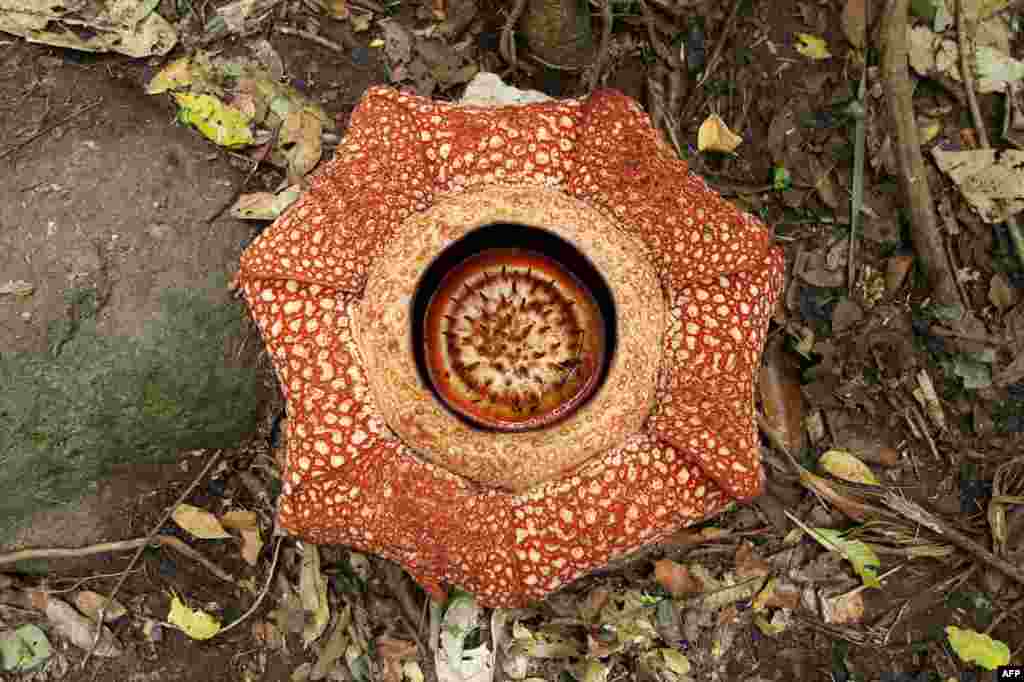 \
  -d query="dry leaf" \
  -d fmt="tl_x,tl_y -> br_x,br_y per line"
654,560 -> 704,597
759,336 -> 807,455
734,542 -> 771,579
33,592 -> 122,656
841,0 -> 867,48
822,591 -> 865,624
222,510 -> 263,566
933,147 -> 1024,223
252,621 -> 286,650
168,593 -> 221,640
697,113 -> 742,153
280,110 -> 323,183
795,33 -> 832,60
885,254 -> 914,293
818,449 -> 880,485
752,578 -> 801,611
831,298 -> 864,333
300,545 -> 330,645
72,591 -> 126,623
988,273 -> 1018,311
172,503 -> 231,539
